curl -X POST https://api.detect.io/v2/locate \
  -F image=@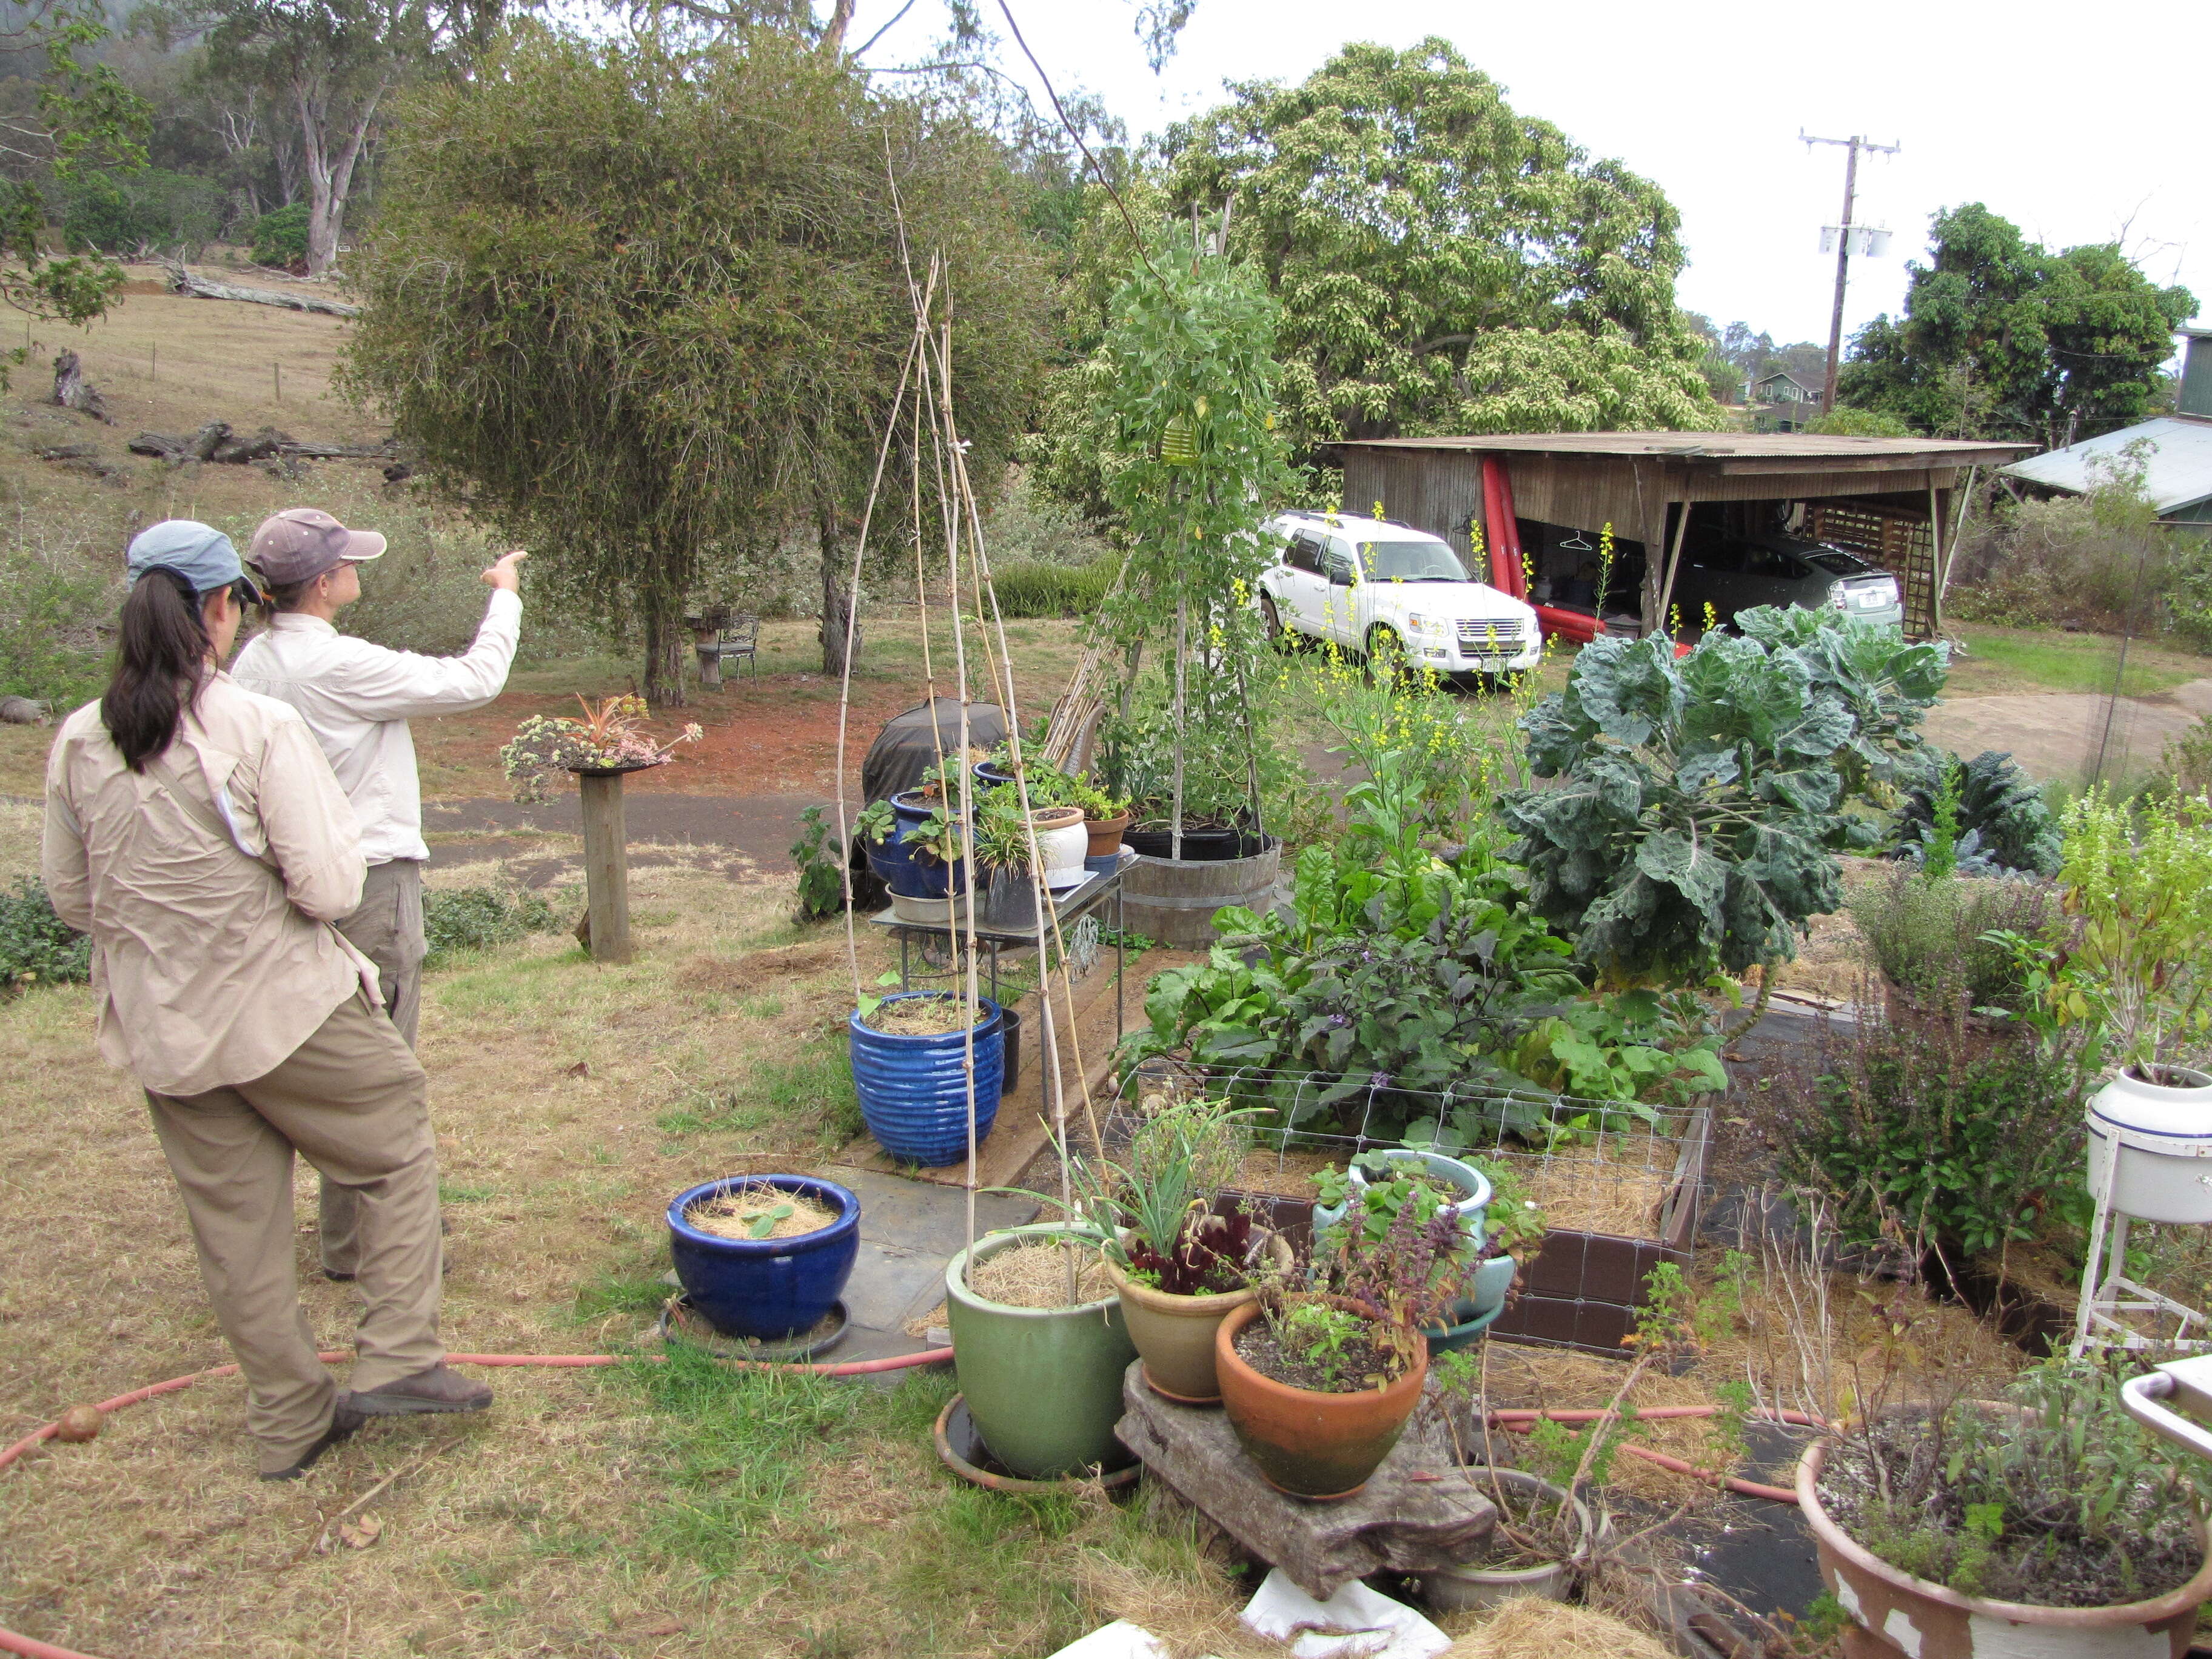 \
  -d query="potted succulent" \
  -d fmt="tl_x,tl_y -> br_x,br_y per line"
848,990 -> 1004,1166
944,1222 -> 1137,1479
1797,1357 -> 2212,1658
1037,1097 -> 1291,1404
1215,1185 -> 1471,1500
666,1175 -> 860,1339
